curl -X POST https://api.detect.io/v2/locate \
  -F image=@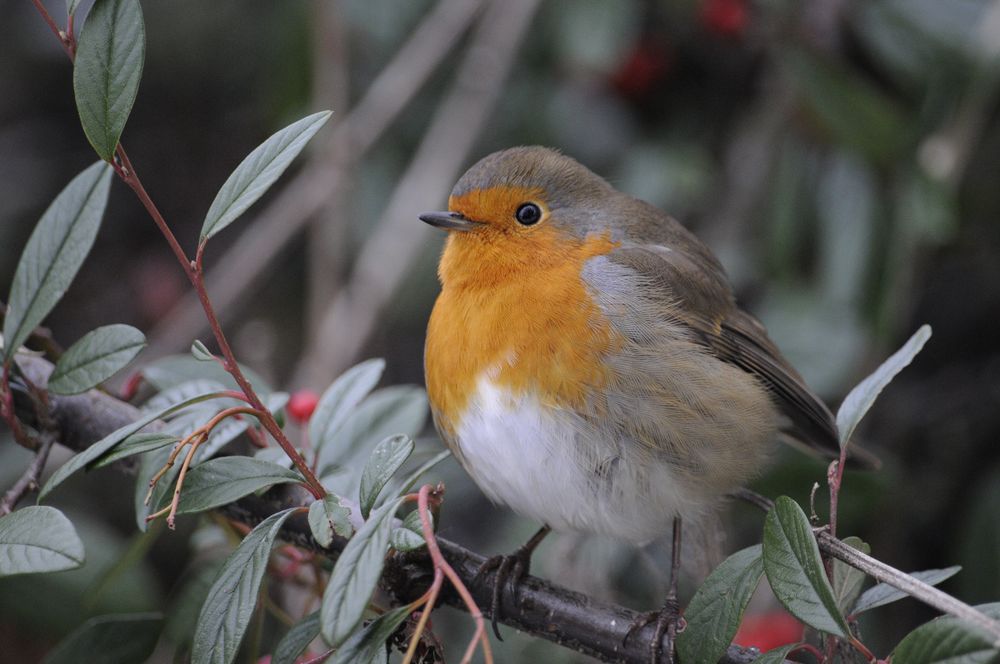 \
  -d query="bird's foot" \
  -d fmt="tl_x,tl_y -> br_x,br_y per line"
472,525 -> 550,640
622,596 -> 686,664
